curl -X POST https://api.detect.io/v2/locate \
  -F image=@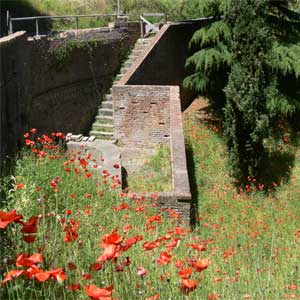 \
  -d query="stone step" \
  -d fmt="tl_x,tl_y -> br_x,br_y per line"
131,49 -> 145,56
120,66 -> 129,74
90,131 -> 114,140
96,115 -> 114,124
105,94 -> 112,101
124,61 -> 133,68
98,108 -> 113,116
114,74 -> 123,82
128,54 -> 139,60
92,123 -> 114,132
101,101 -> 113,109
135,44 -> 148,51
137,38 -> 152,45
